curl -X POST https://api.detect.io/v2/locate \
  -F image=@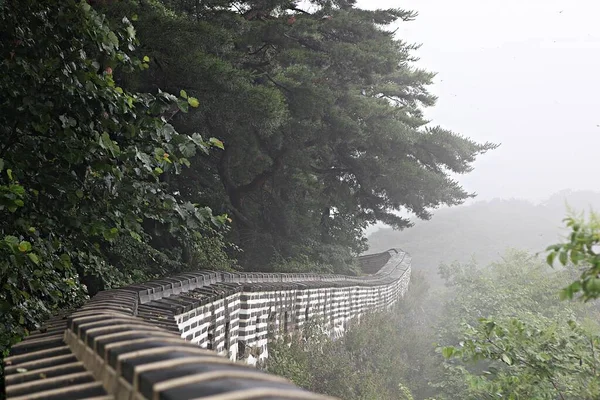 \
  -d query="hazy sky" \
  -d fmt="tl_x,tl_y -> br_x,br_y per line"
358,0 -> 600,204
